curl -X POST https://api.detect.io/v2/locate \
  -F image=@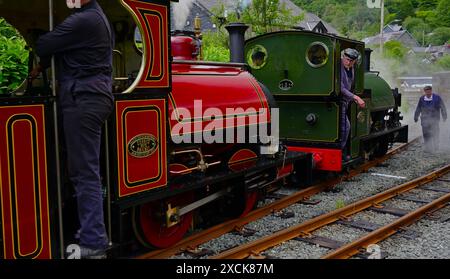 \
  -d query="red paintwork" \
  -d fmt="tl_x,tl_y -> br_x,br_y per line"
171,36 -> 198,60
115,99 -> 168,198
287,146 -> 342,172
228,149 -> 258,172
0,105 -> 52,259
169,63 -> 270,137
277,163 -> 294,179
121,0 -> 169,88
240,191 -> 259,217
